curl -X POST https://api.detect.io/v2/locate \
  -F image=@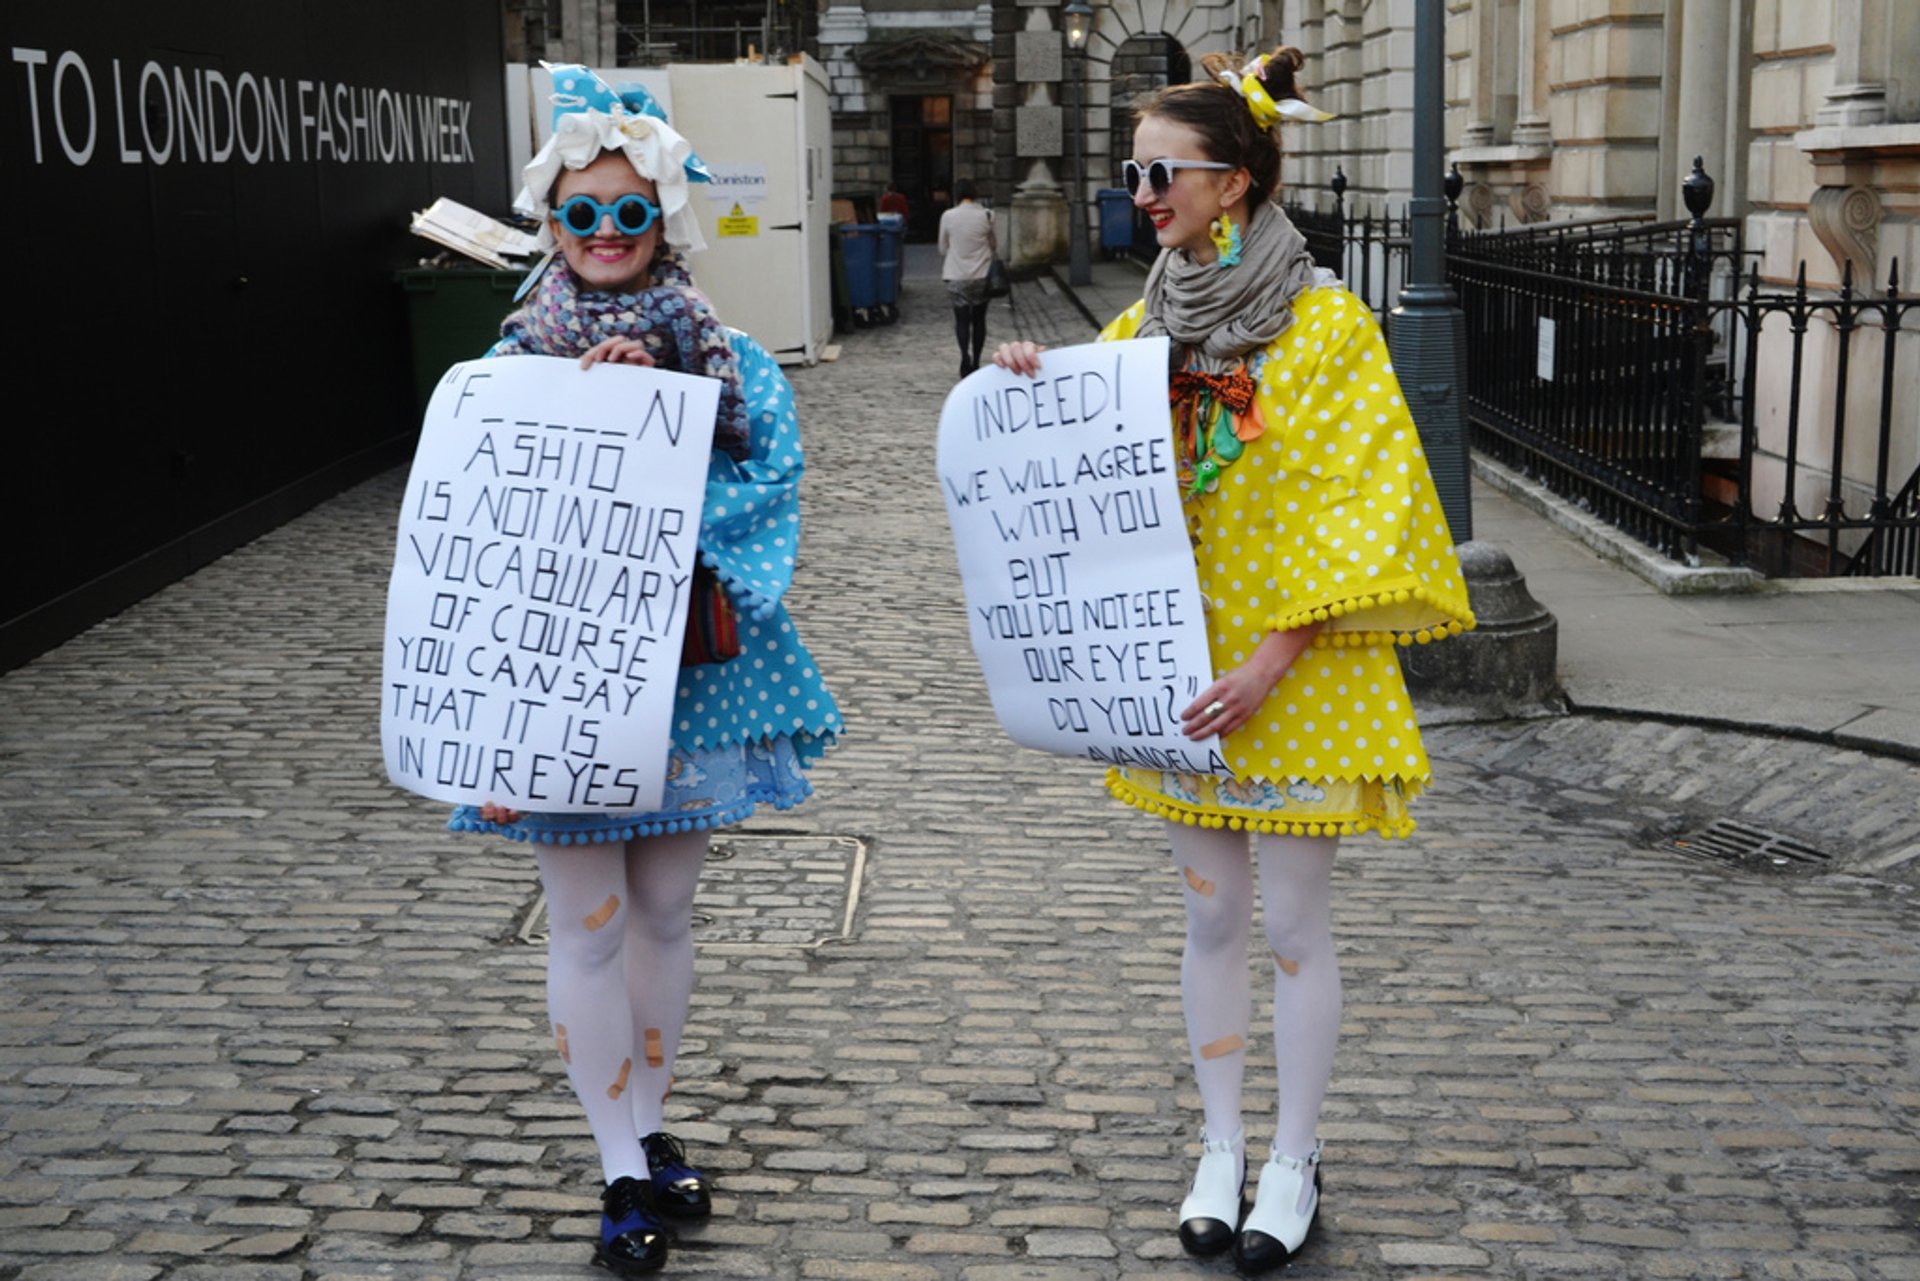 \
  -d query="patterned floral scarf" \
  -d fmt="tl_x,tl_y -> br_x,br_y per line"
499,252 -> 751,460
